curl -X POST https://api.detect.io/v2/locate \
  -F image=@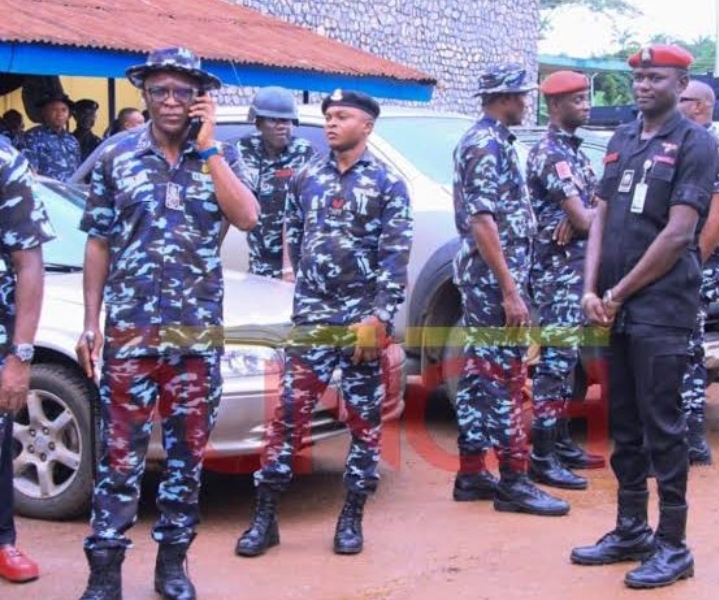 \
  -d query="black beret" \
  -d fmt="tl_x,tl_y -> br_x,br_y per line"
321,89 -> 380,119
